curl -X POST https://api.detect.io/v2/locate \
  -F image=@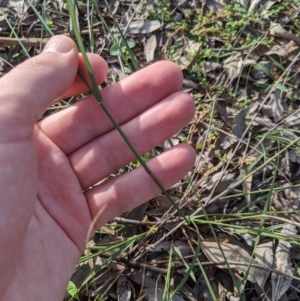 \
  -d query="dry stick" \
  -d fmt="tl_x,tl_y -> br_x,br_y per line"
113,217 -> 180,226
0,28 -> 101,46
99,253 -> 300,282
